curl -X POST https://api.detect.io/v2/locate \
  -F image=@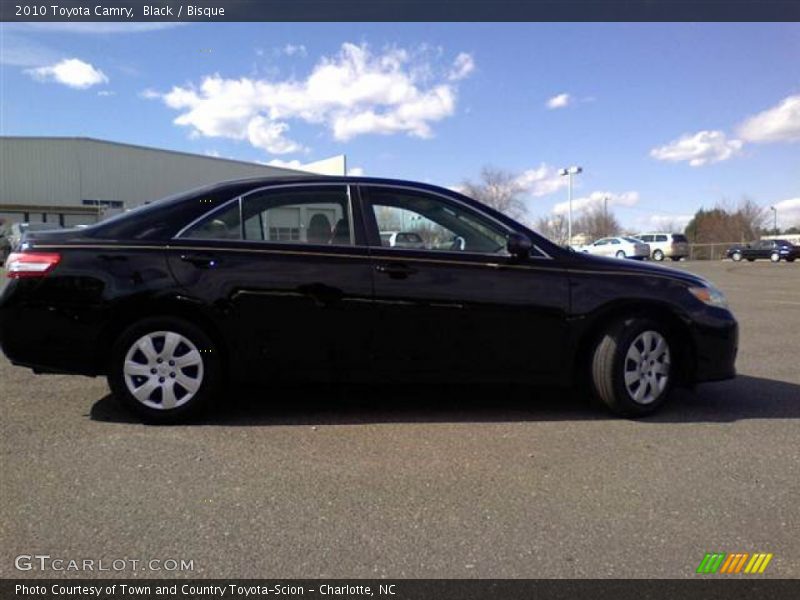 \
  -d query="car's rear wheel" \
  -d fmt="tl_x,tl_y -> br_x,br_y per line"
108,317 -> 220,423
590,318 -> 673,417
731,251 -> 742,261
616,250 -> 626,258
670,256 -> 681,261
652,249 -> 664,261
770,252 -> 781,263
